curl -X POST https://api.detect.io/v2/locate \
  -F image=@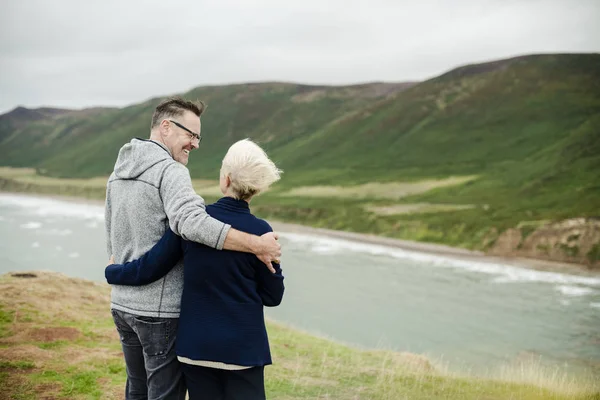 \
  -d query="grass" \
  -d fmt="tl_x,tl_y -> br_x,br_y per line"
0,306 -> 14,338
0,271 -> 598,399
364,203 -> 476,216
280,176 -> 477,200
0,360 -> 35,369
